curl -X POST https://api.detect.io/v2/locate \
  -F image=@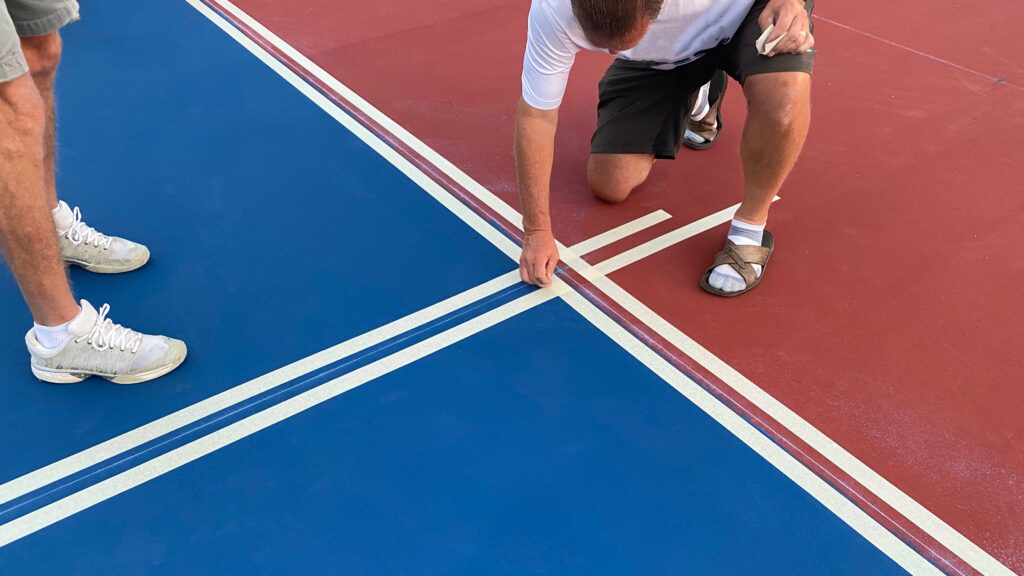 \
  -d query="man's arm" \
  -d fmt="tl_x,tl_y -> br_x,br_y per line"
515,97 -> 560,287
